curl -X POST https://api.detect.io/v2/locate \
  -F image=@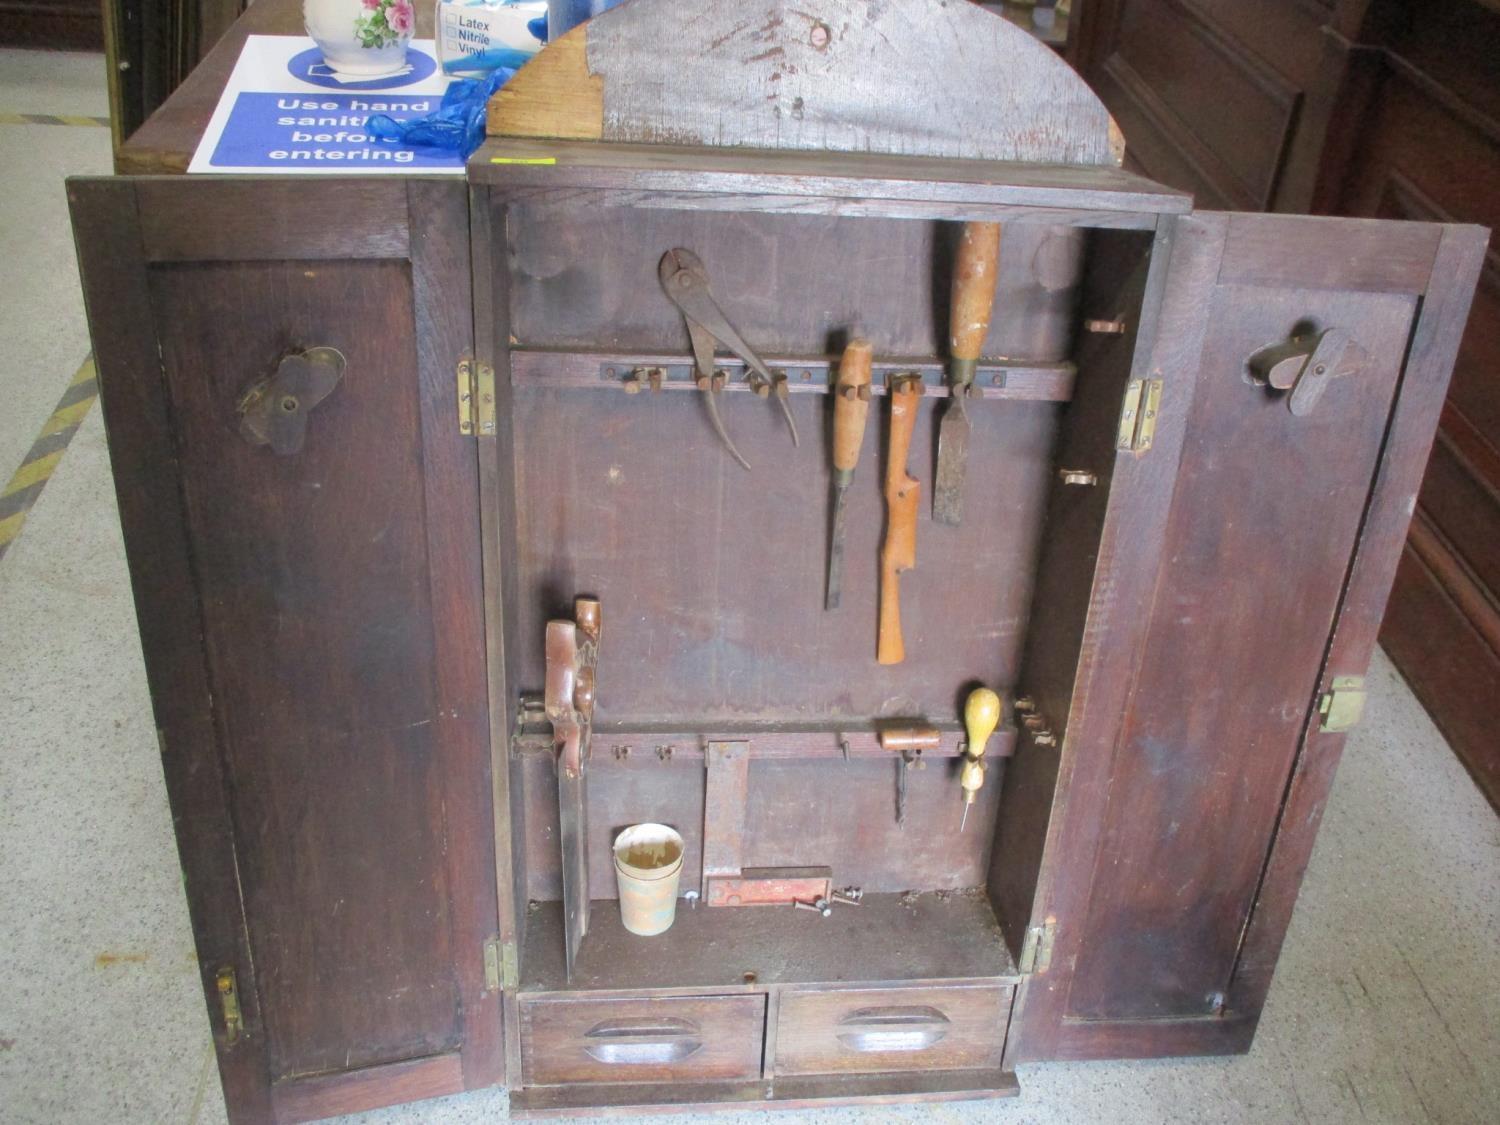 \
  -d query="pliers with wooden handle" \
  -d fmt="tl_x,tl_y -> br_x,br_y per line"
658,248 -> 799,470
